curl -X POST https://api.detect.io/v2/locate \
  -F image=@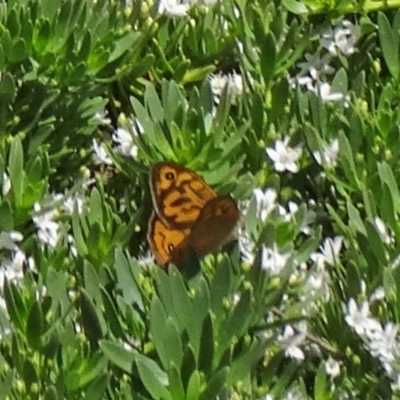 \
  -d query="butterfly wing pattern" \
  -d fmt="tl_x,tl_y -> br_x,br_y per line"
148,162 -> 239,268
